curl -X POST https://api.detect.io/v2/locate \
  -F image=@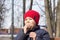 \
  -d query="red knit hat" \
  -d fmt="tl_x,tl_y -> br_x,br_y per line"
24,10 -> 40,24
